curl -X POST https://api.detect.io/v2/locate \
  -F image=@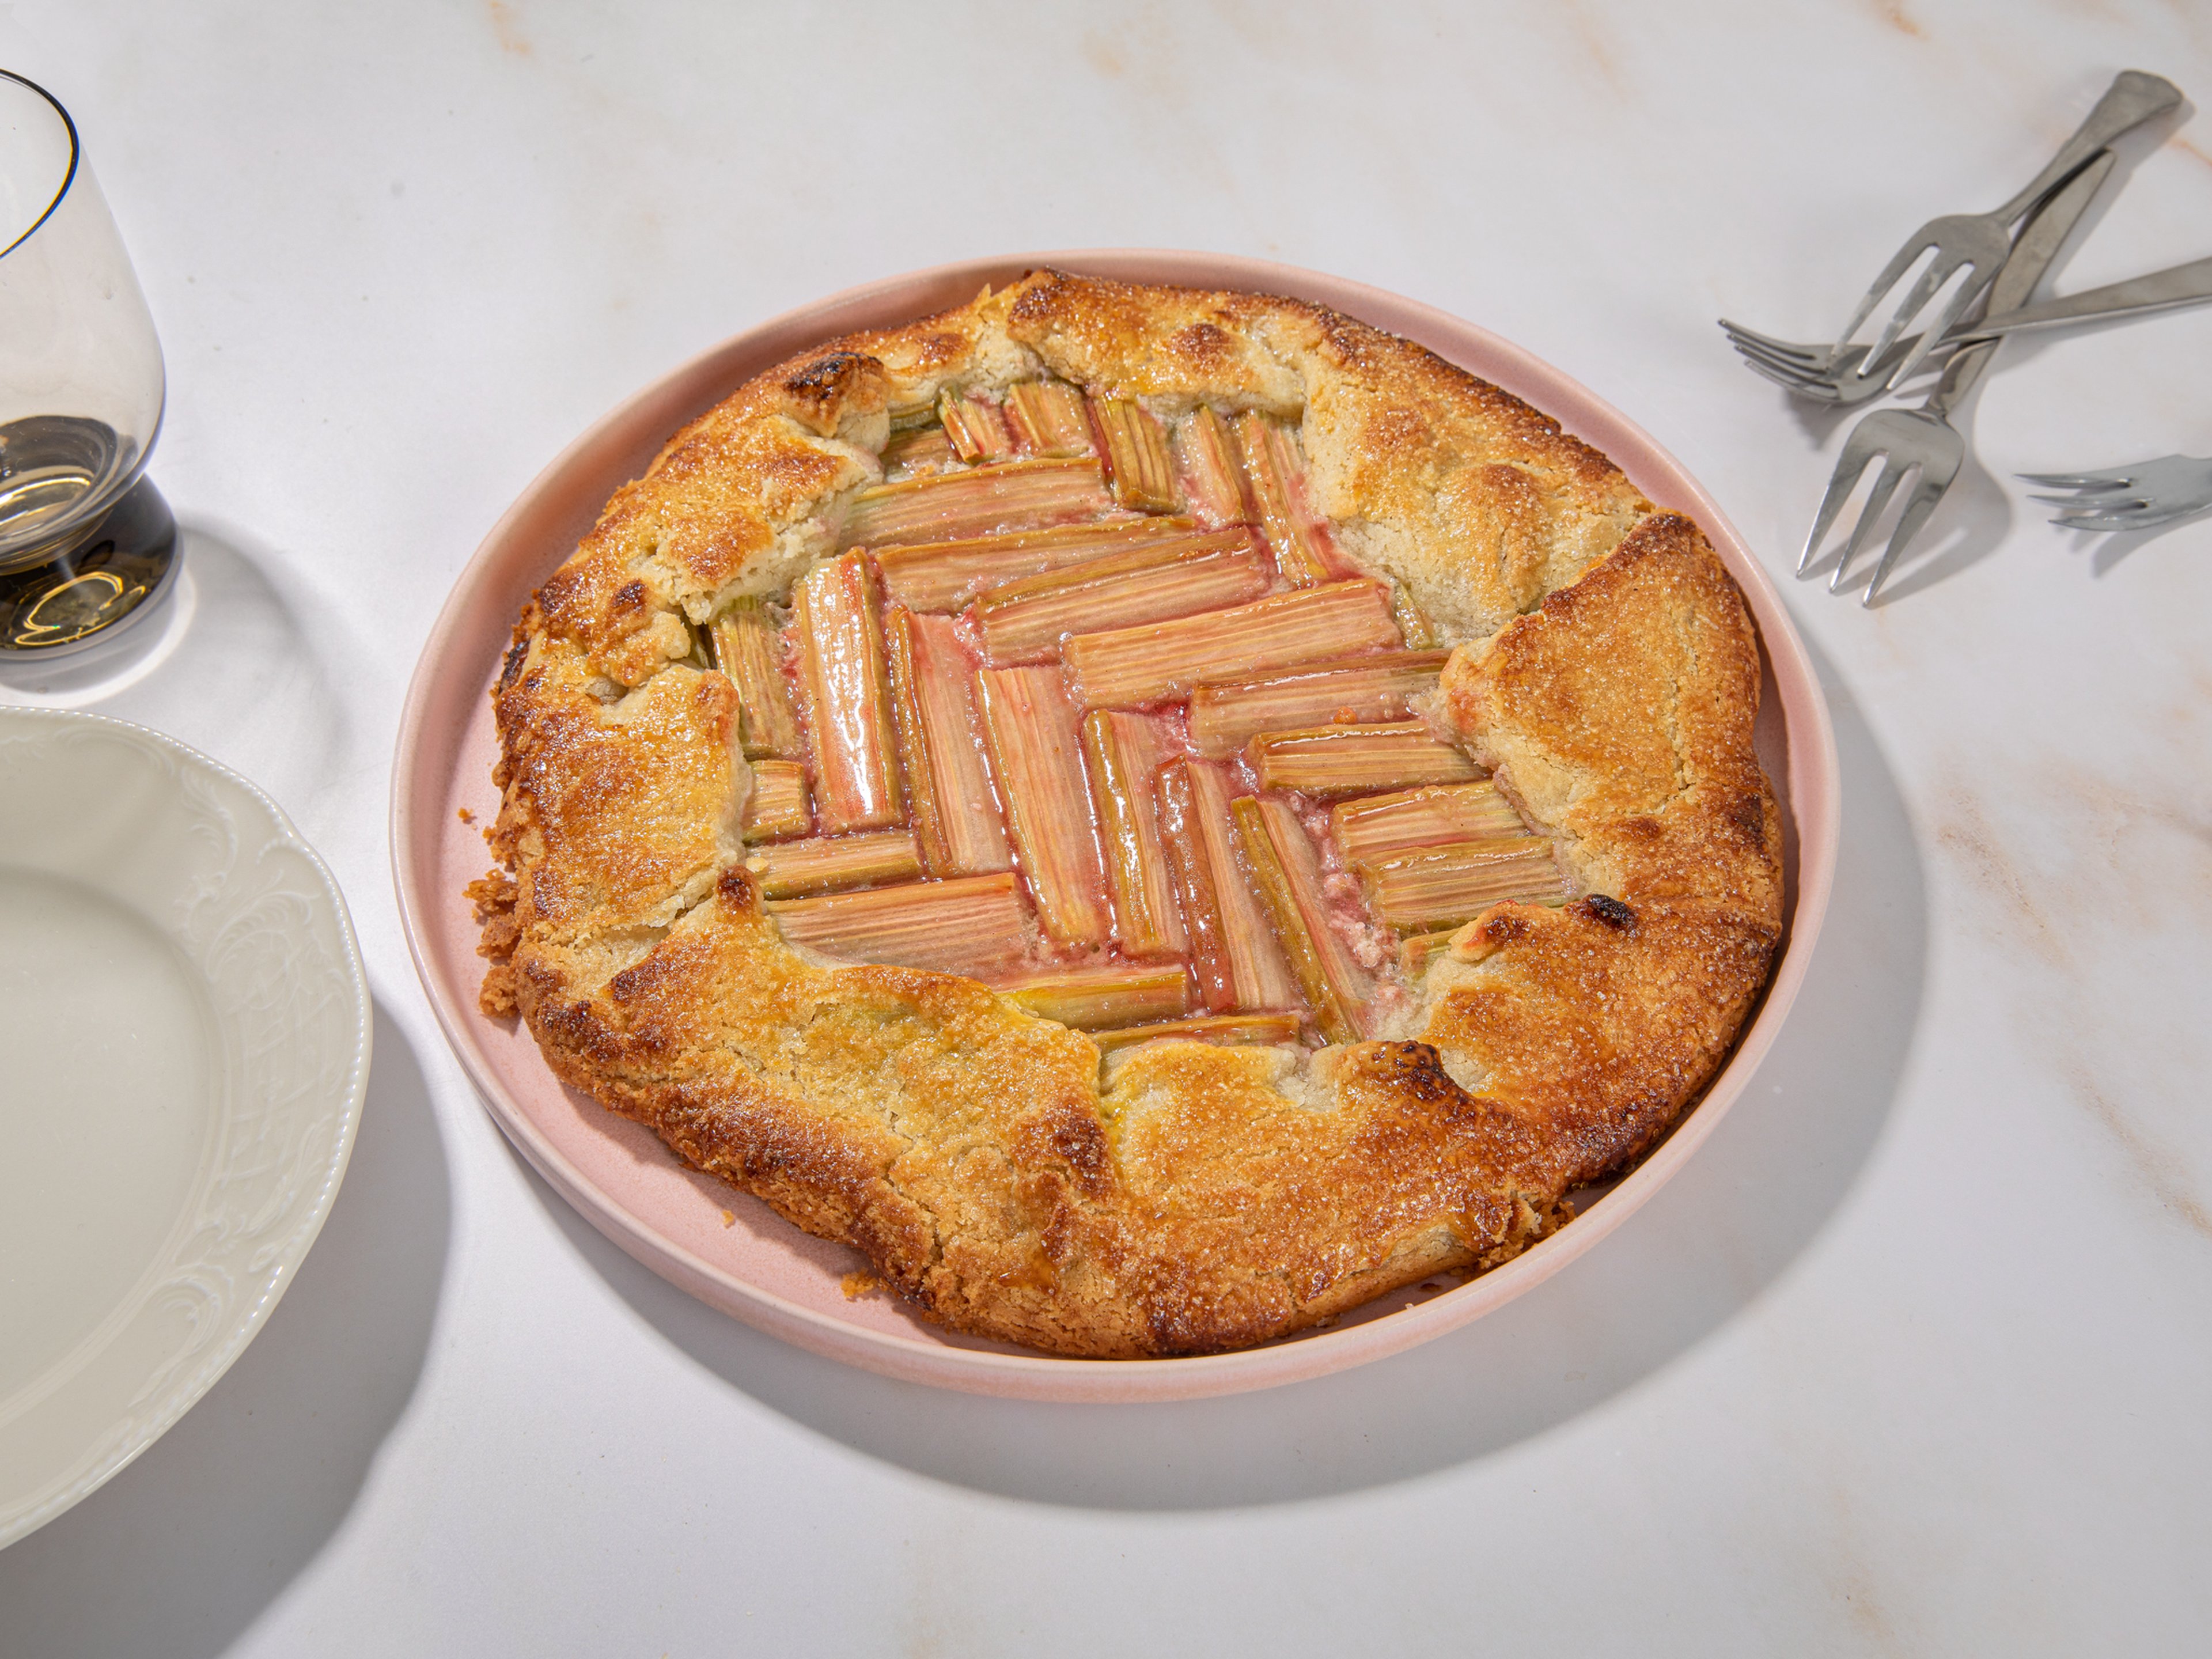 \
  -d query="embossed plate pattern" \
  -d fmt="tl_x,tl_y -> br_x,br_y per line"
0,709 -> 370,1547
